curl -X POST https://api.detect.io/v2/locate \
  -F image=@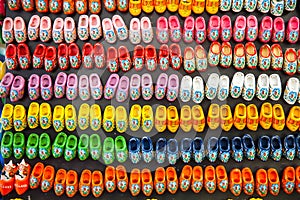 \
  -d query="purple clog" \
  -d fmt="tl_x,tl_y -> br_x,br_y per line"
155,73 -> 168,100
10,75 -> 25,102
130,74 -> 141,101
141,73 -> 153,101
28,74 -> 40,101
104,73 -> 119,100
40,74 -> 53,101
0,72 -> 14,98
116,76 -> 129,102
166,74 -> 179,102
79,75 -> 90,101
54,72 -> 67,99
89,73 -> 102,100
66,73 -> 78,100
